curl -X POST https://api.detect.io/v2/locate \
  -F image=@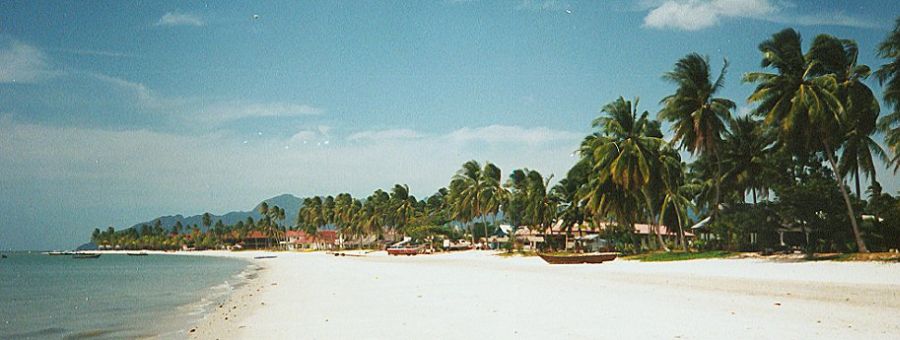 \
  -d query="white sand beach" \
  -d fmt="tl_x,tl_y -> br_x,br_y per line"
189,251 -> 900,340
